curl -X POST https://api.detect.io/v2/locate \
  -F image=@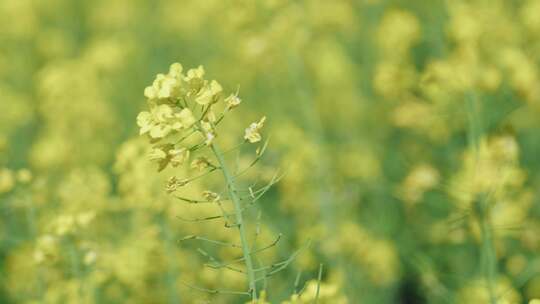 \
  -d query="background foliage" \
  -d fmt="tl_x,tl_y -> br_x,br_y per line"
1,0 -> 540,303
